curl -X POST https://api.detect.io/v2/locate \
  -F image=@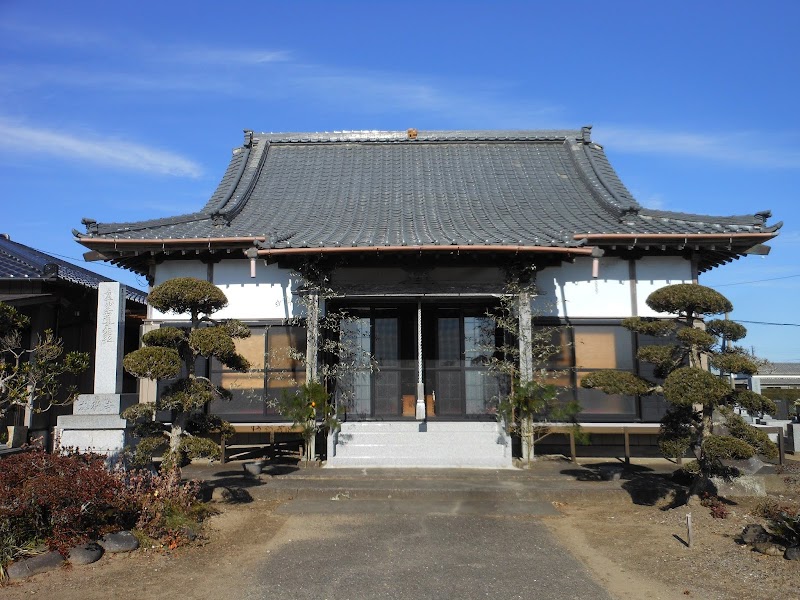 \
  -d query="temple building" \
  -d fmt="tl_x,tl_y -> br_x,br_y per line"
74,127 -> 780,467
